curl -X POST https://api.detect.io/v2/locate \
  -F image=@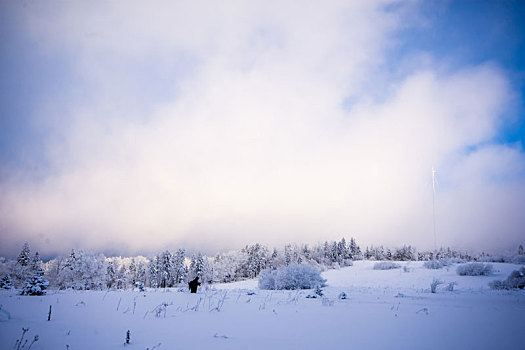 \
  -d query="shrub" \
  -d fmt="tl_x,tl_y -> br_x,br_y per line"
445,258 -> 466,264
423,260 -> 444,269
446,281 -> 457,291
512,255 -> 525,264
456,263 -> 493,276
0,274 -> 13,289
430,278 -> 443,293
373,262 -> 401,270
258,264 -> 326,290
489,267 -> 525,290
478,255 -> 507,263
424,258 -> 463,269
343,260 -> 354,267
